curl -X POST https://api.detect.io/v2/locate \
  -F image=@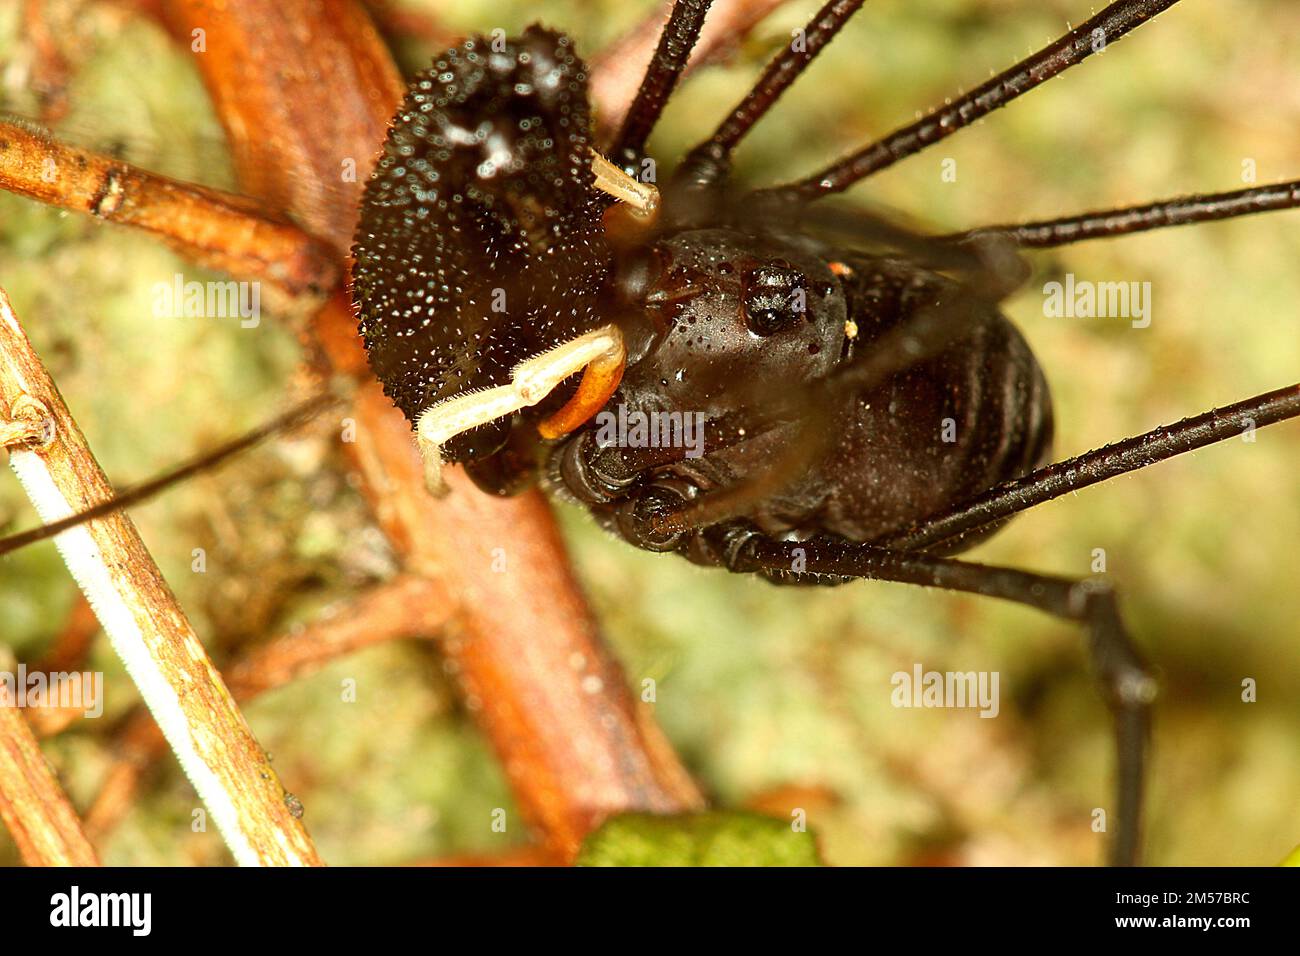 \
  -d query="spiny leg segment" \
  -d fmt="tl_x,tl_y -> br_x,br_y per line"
766,0 -> 1182,203
718,531 -> 1156,866
944,180 -> 1300,248
609,0 -> 715,163
680,0 -> 866,185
